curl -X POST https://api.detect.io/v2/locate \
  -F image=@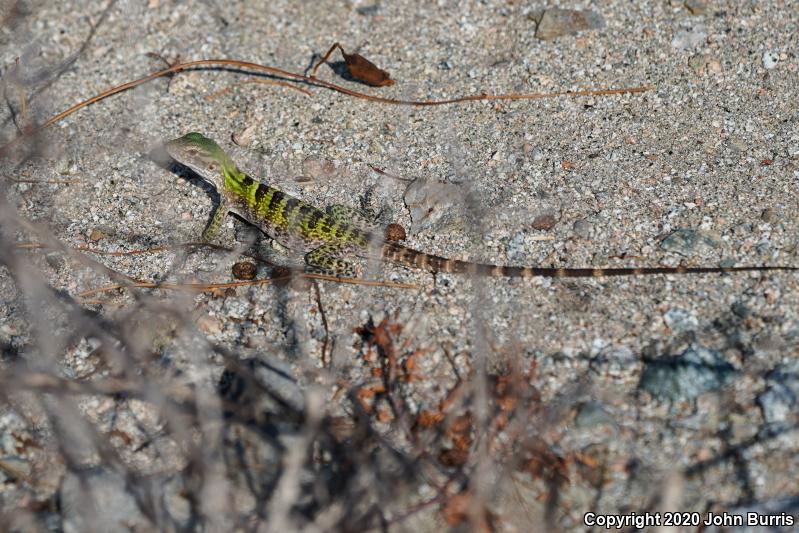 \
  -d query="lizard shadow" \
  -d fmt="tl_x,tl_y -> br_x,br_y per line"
154,149 -> 305,362
149,147 -> 225,239
156,65 -> 331,90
